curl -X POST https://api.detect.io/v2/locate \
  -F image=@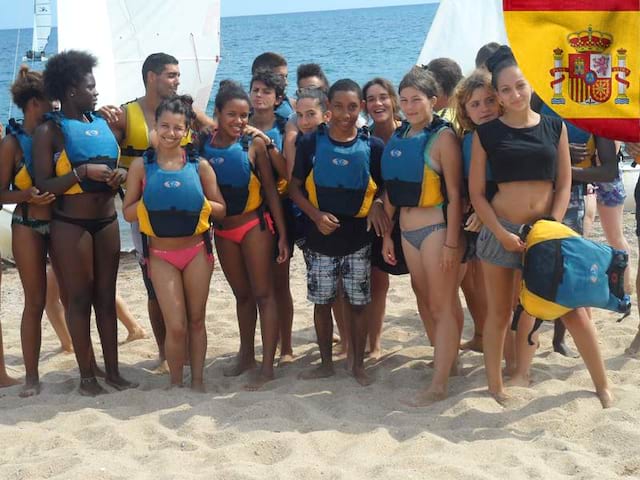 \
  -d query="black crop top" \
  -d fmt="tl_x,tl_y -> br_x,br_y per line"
476,115 -> 563,184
